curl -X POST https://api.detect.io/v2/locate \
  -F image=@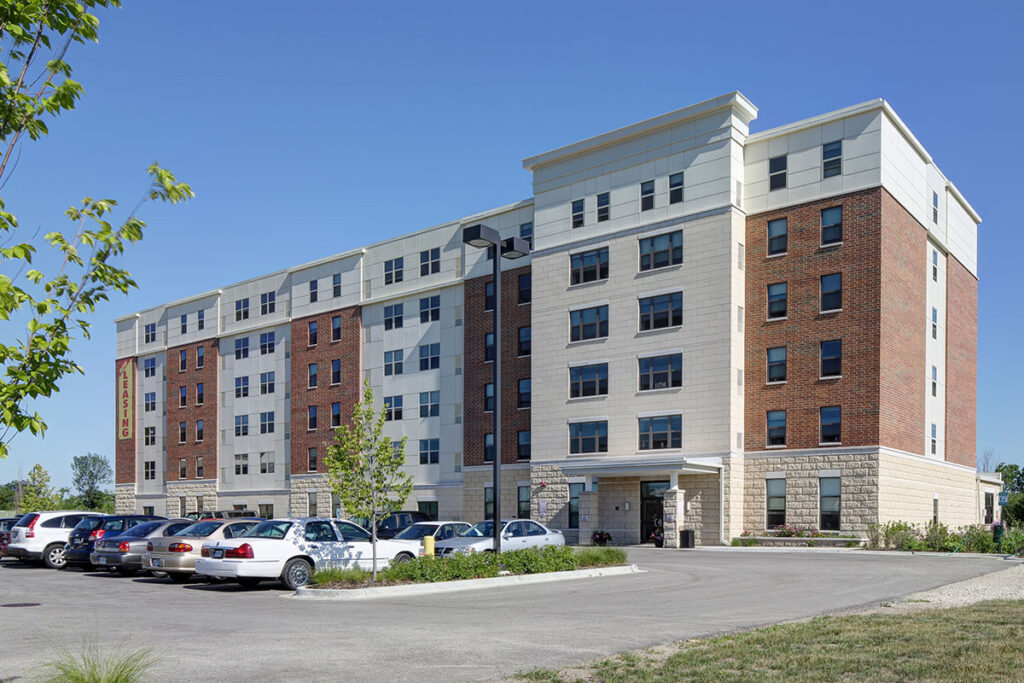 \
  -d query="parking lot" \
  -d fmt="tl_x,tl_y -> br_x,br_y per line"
0,548 -> 1006,682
